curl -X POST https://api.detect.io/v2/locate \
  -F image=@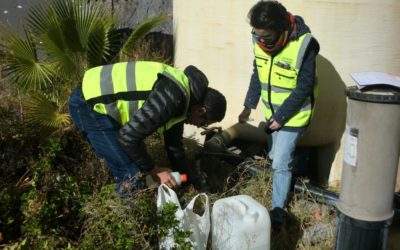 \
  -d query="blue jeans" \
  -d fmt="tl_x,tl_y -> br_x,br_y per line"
68,88 -> 140,193
269,129 -> 303,209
